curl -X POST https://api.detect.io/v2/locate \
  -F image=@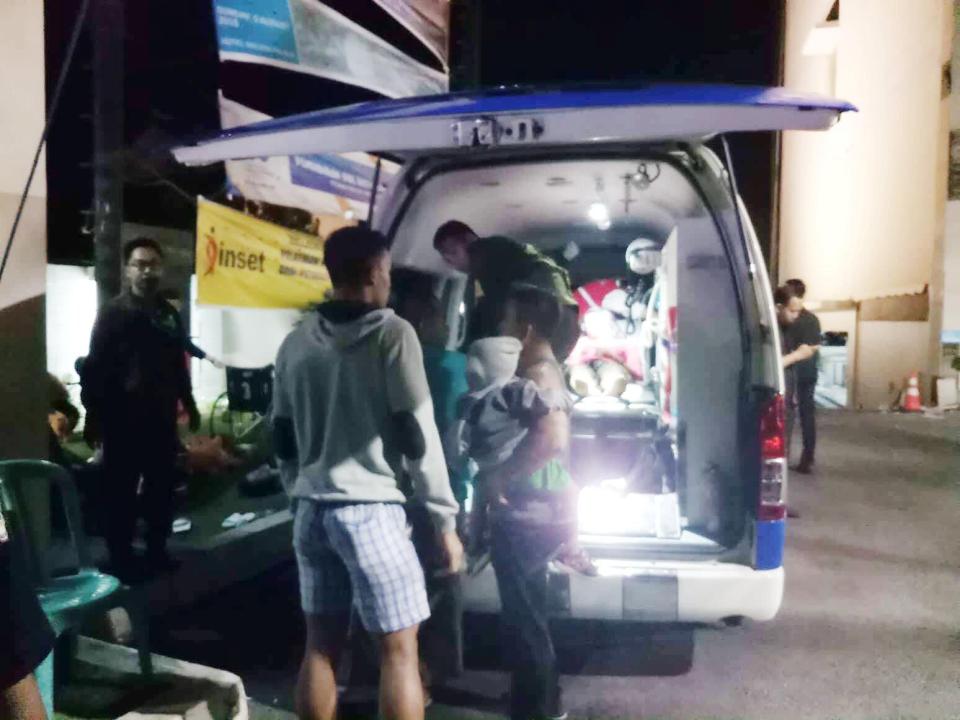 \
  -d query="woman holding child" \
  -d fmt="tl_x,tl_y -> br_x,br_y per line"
483,284 -> 578,720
